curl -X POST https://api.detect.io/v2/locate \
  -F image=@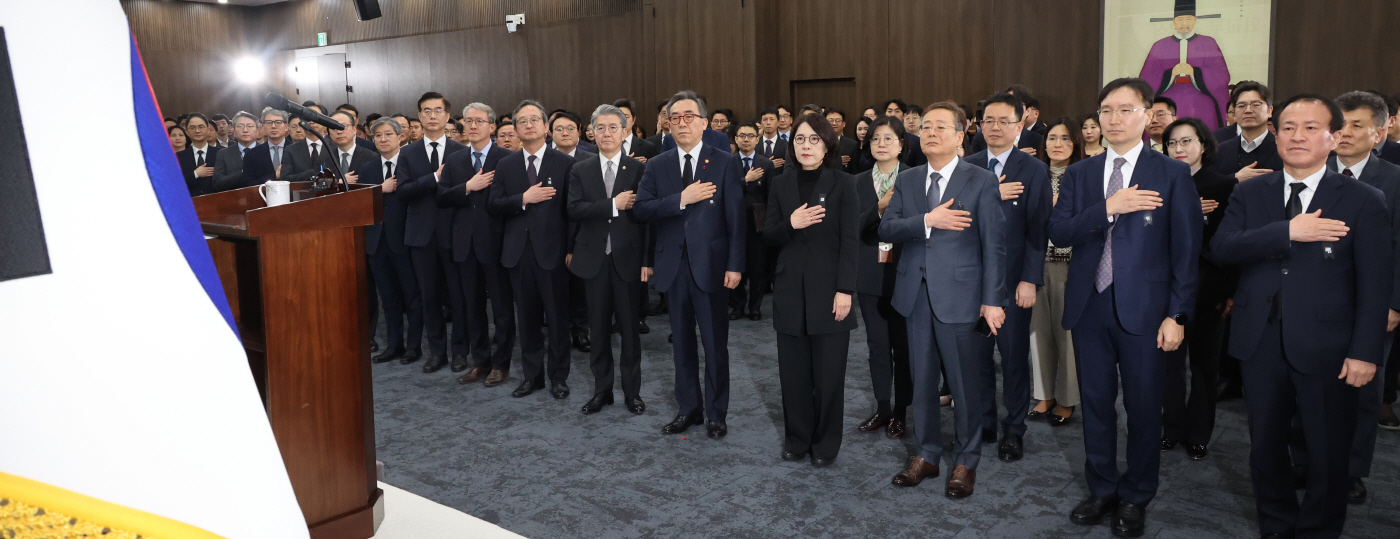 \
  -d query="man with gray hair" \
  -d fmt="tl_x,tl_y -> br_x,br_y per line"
568,104 -> 653,415
635,90 -> 746,437
210,111 -> 261,192
243,107 -> 290,184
